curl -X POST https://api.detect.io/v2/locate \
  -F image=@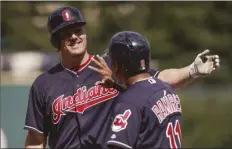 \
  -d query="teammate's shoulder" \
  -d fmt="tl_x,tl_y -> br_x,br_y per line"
101,54 -> 111,66
32,63 -> 62,86
115,77 -> 175,106
147,69 -> 160,78
132,76 -> 173,93
115,92 -> 133,104
116,87 -> 145,107
151,77 -> 174,92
